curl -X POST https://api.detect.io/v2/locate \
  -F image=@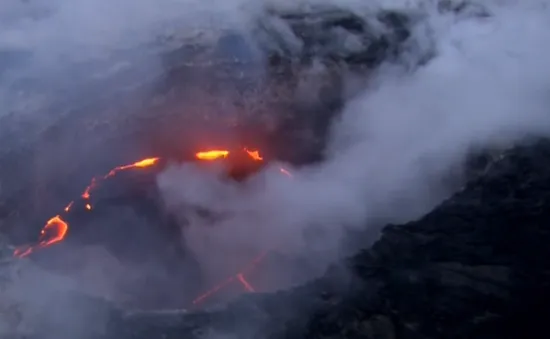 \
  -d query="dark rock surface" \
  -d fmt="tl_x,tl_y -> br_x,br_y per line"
104,139 -> 550,339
